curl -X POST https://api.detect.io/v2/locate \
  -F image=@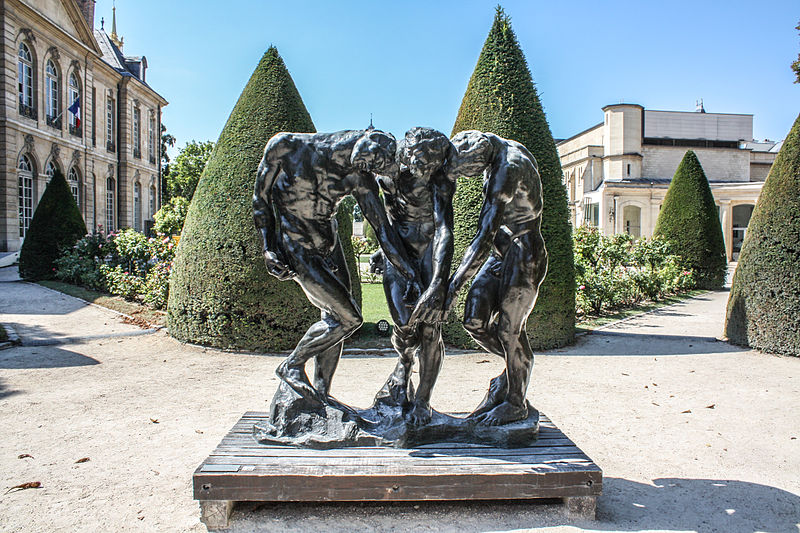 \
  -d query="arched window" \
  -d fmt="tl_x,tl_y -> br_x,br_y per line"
45,60 -> 60,126
623,205 -> 641,238
68,167 -> 80,207
18,42 -> 35,117
149,184 -> 156,219
106,177 -> 115,232
18,154 -> 34,238
45,160 -> 59,183
133,182 -> 142,231
68,72 -> 81,136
